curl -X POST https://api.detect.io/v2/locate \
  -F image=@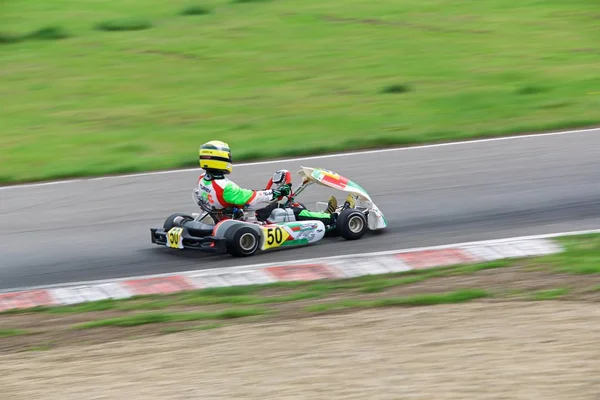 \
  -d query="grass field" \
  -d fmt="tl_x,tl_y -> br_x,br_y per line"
1,0 -> 599,183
